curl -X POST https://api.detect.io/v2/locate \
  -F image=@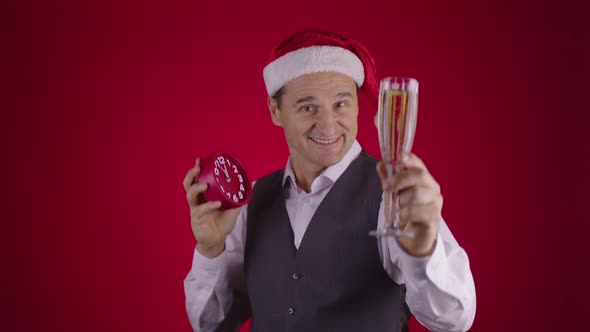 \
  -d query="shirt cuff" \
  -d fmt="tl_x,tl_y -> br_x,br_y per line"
398,233 -> 449,285
192,246 -> 228,273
